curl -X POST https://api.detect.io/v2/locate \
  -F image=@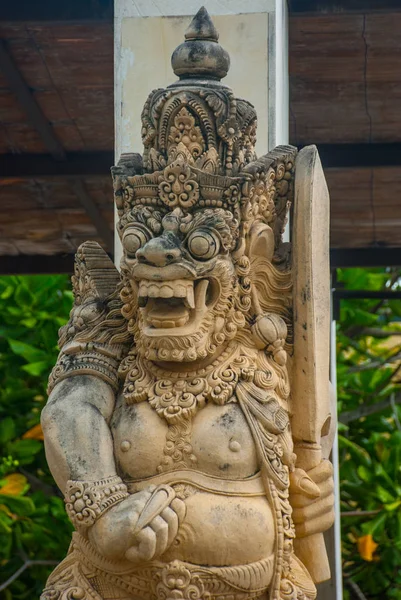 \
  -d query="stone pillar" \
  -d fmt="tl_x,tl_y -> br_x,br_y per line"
114,0 -> 289,261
